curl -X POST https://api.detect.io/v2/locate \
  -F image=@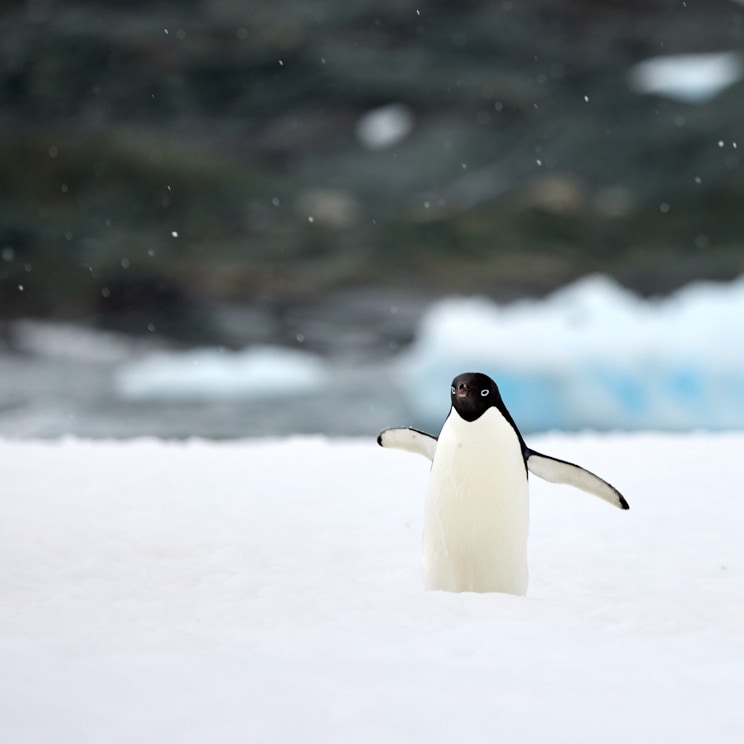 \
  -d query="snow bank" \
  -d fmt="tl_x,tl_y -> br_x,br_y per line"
628,51 -> 744,103
402,275 -> 744,432
1,434 -> 743,743
355,103 -> 414,149
11,319 -> 143,363
115,345 -> 327,400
